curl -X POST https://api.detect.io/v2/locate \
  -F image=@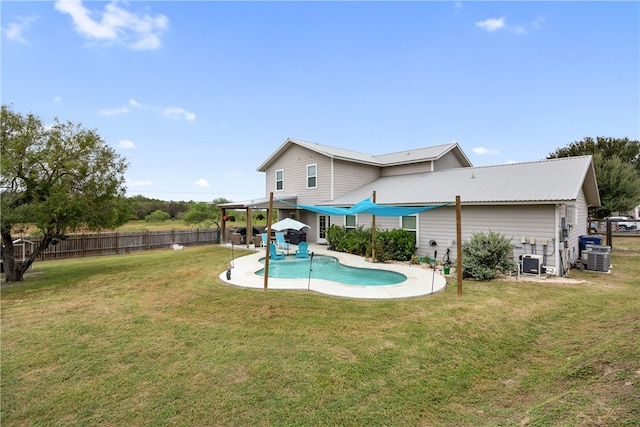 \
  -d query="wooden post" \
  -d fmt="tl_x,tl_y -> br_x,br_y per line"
221,208 -> 227,244
371,191 -> 376,262
246,207 -> 252,248
456,195 -> 463,297
264,192 -> 274,291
